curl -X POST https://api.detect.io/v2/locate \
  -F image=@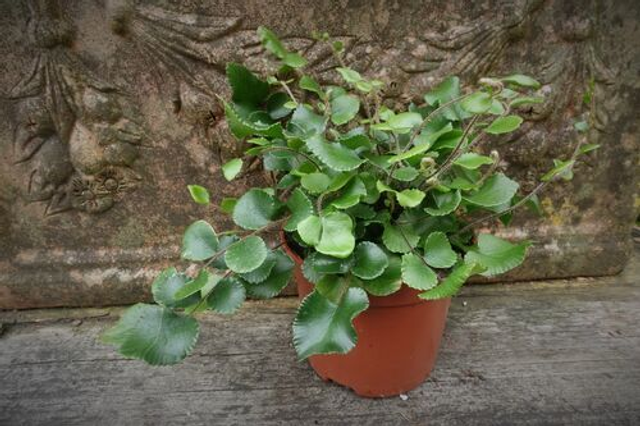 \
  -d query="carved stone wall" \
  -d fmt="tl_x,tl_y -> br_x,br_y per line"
1,0 -> 638,308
